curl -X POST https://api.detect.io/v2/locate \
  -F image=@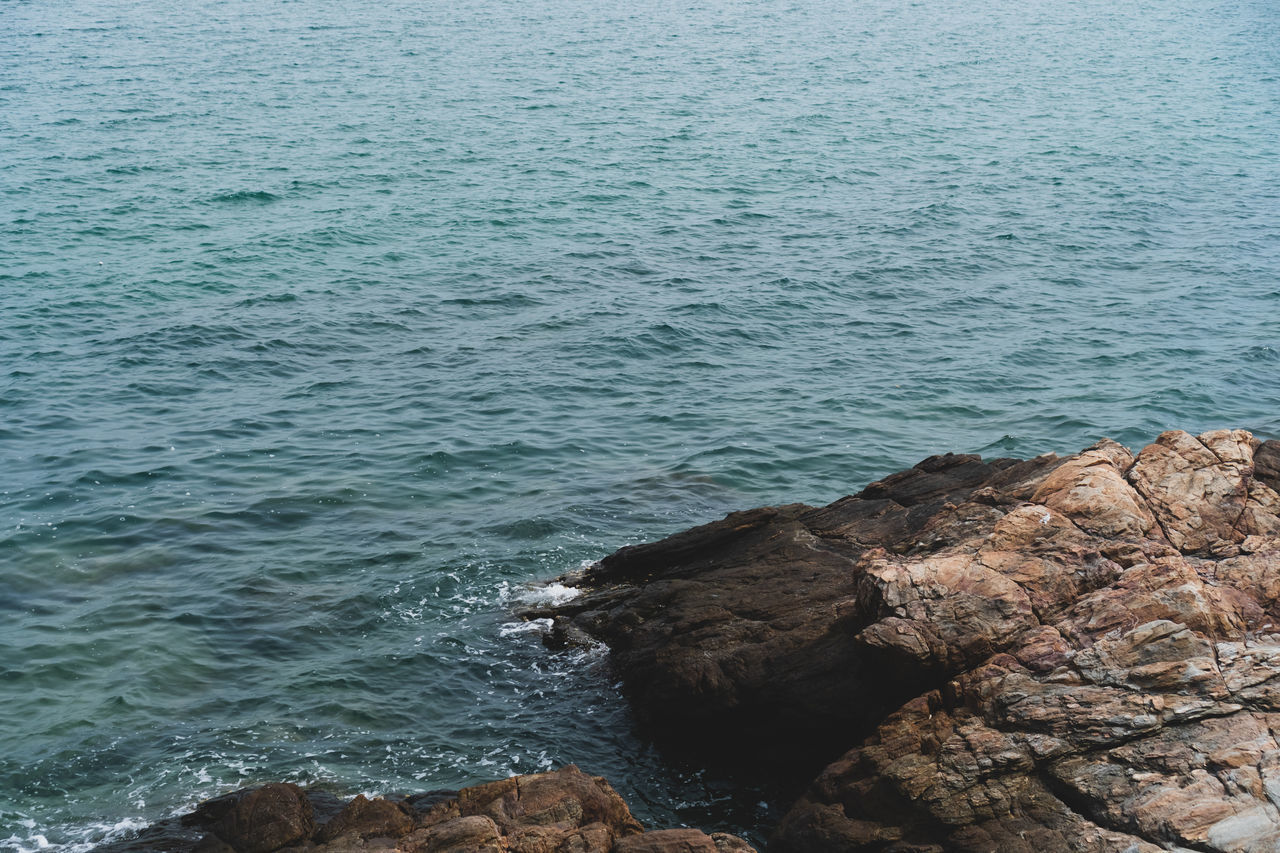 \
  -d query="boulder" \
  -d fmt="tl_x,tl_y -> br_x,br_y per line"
314,793 -> 415,843
457,764 -> 642,838
202,784 -> 314,853
401,814 -> 503,853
